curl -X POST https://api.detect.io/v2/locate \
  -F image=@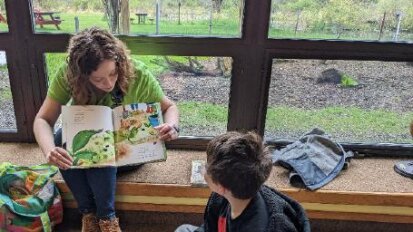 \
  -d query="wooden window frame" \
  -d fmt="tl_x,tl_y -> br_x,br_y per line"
1,0 -> 413,156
